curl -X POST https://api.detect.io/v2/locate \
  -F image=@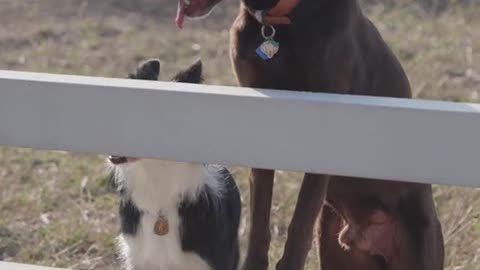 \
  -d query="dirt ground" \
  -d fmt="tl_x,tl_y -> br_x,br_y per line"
0,0 -> 479,269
